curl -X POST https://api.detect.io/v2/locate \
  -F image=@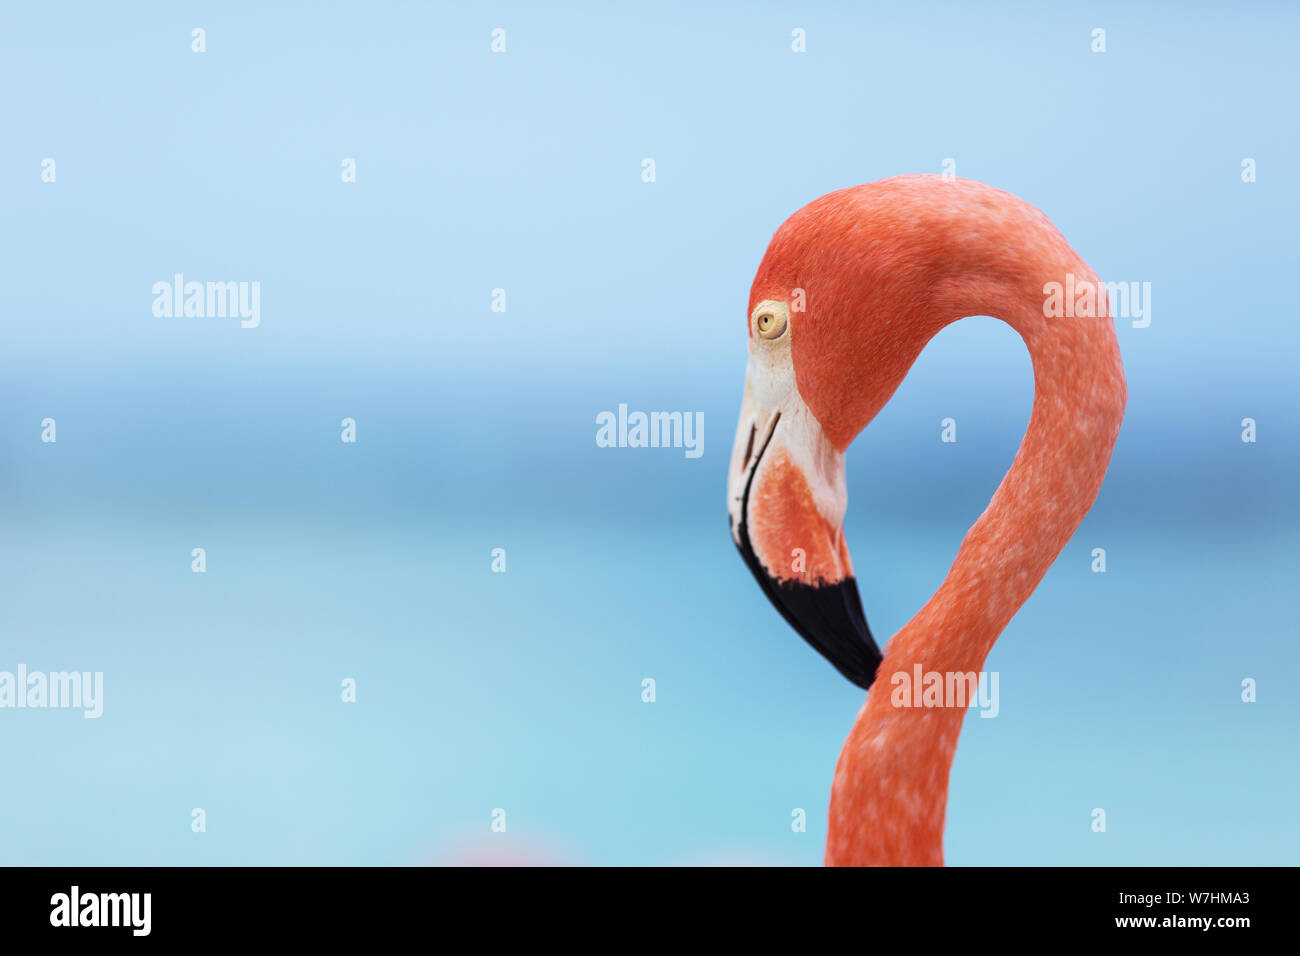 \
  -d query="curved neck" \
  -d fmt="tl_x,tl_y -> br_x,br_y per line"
825,267 -> 1126,866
